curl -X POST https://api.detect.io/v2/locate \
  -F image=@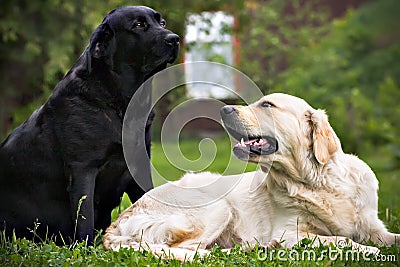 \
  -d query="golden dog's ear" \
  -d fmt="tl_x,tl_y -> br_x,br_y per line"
307,109 -> 338,165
